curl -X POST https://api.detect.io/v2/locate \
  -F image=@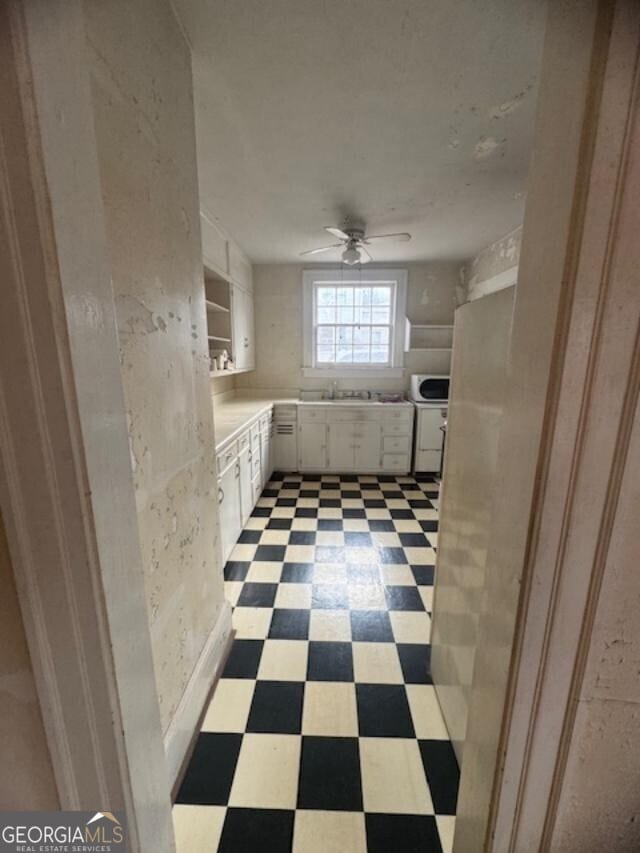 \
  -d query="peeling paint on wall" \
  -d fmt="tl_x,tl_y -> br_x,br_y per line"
489,82 -> 534,120
235,263 -> 459,394
461,226 -> 522,302
474,136 -> 501,159
85,0 -> 225,734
